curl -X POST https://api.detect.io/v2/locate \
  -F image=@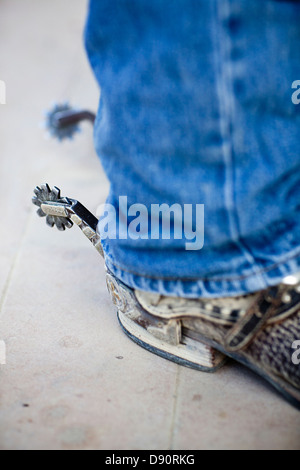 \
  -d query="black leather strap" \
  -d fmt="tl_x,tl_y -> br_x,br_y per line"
224,285 -> 291,352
